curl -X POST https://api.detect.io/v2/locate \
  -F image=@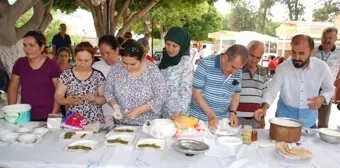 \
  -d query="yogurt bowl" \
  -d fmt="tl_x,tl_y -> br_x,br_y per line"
1,132 -> 19,143
17,134 -> 37,144
16,127 -> 32,133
